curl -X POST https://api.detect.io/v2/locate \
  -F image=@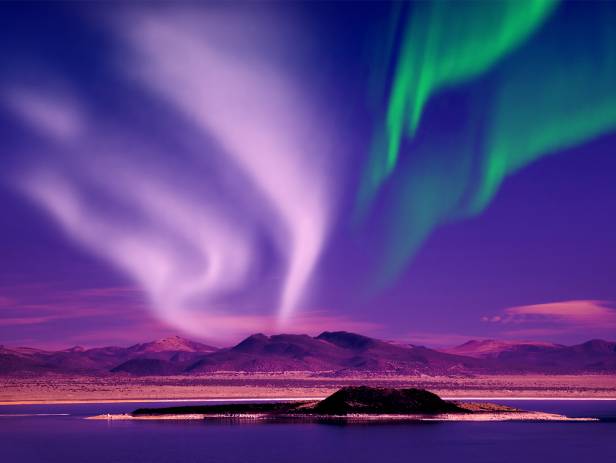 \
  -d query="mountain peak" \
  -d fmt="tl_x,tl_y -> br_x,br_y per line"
129,336 -> 217,353
576,339 -> 616,353
232,333 -> 270,352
